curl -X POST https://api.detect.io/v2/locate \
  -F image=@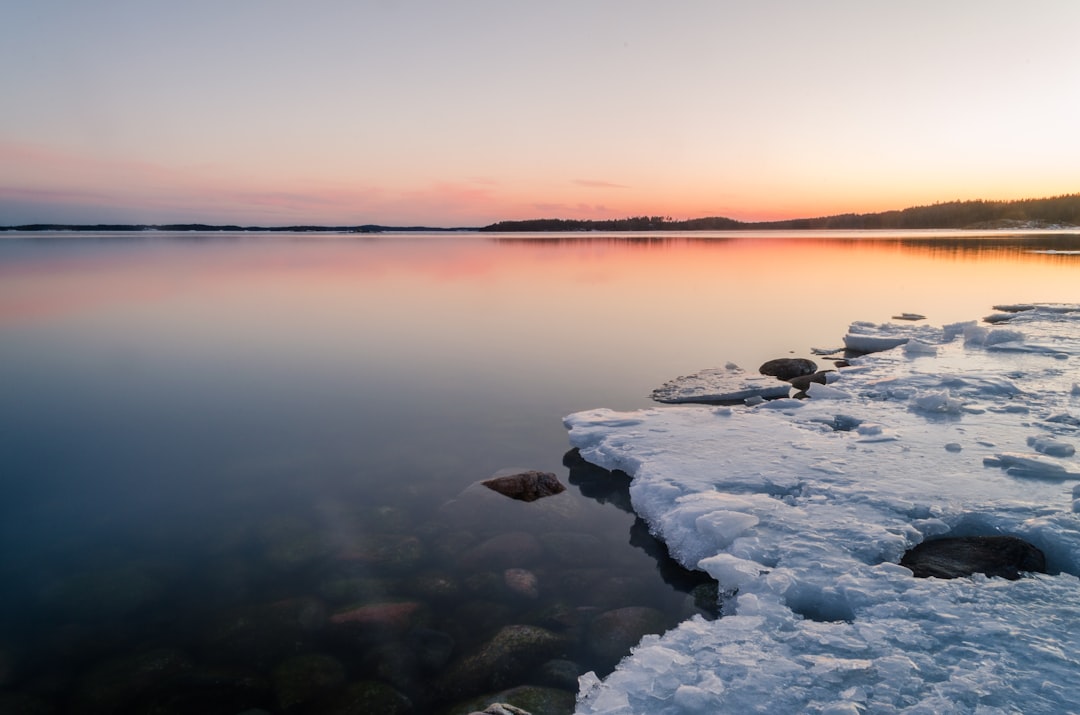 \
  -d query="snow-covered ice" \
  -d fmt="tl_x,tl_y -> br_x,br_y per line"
565,304 -> 1080,714
650,362 -> 793,404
